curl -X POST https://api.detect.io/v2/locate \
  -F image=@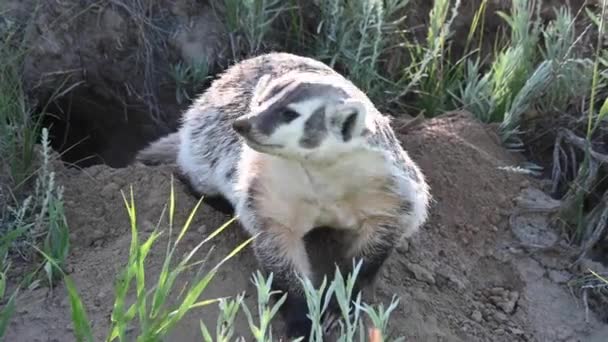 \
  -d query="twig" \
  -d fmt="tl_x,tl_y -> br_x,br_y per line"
560,128 -> 608,164
576,191 -> 608,263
